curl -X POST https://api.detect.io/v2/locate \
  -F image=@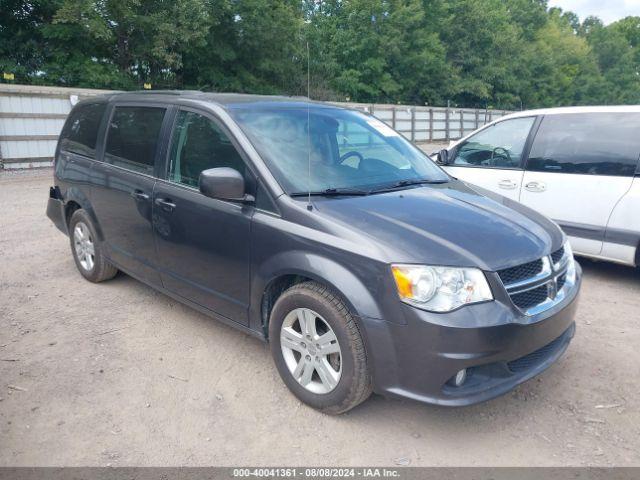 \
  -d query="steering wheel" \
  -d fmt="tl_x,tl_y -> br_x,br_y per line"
358,157 -> 404,177
490,147 -> 511,165
339,150 -> 364,166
